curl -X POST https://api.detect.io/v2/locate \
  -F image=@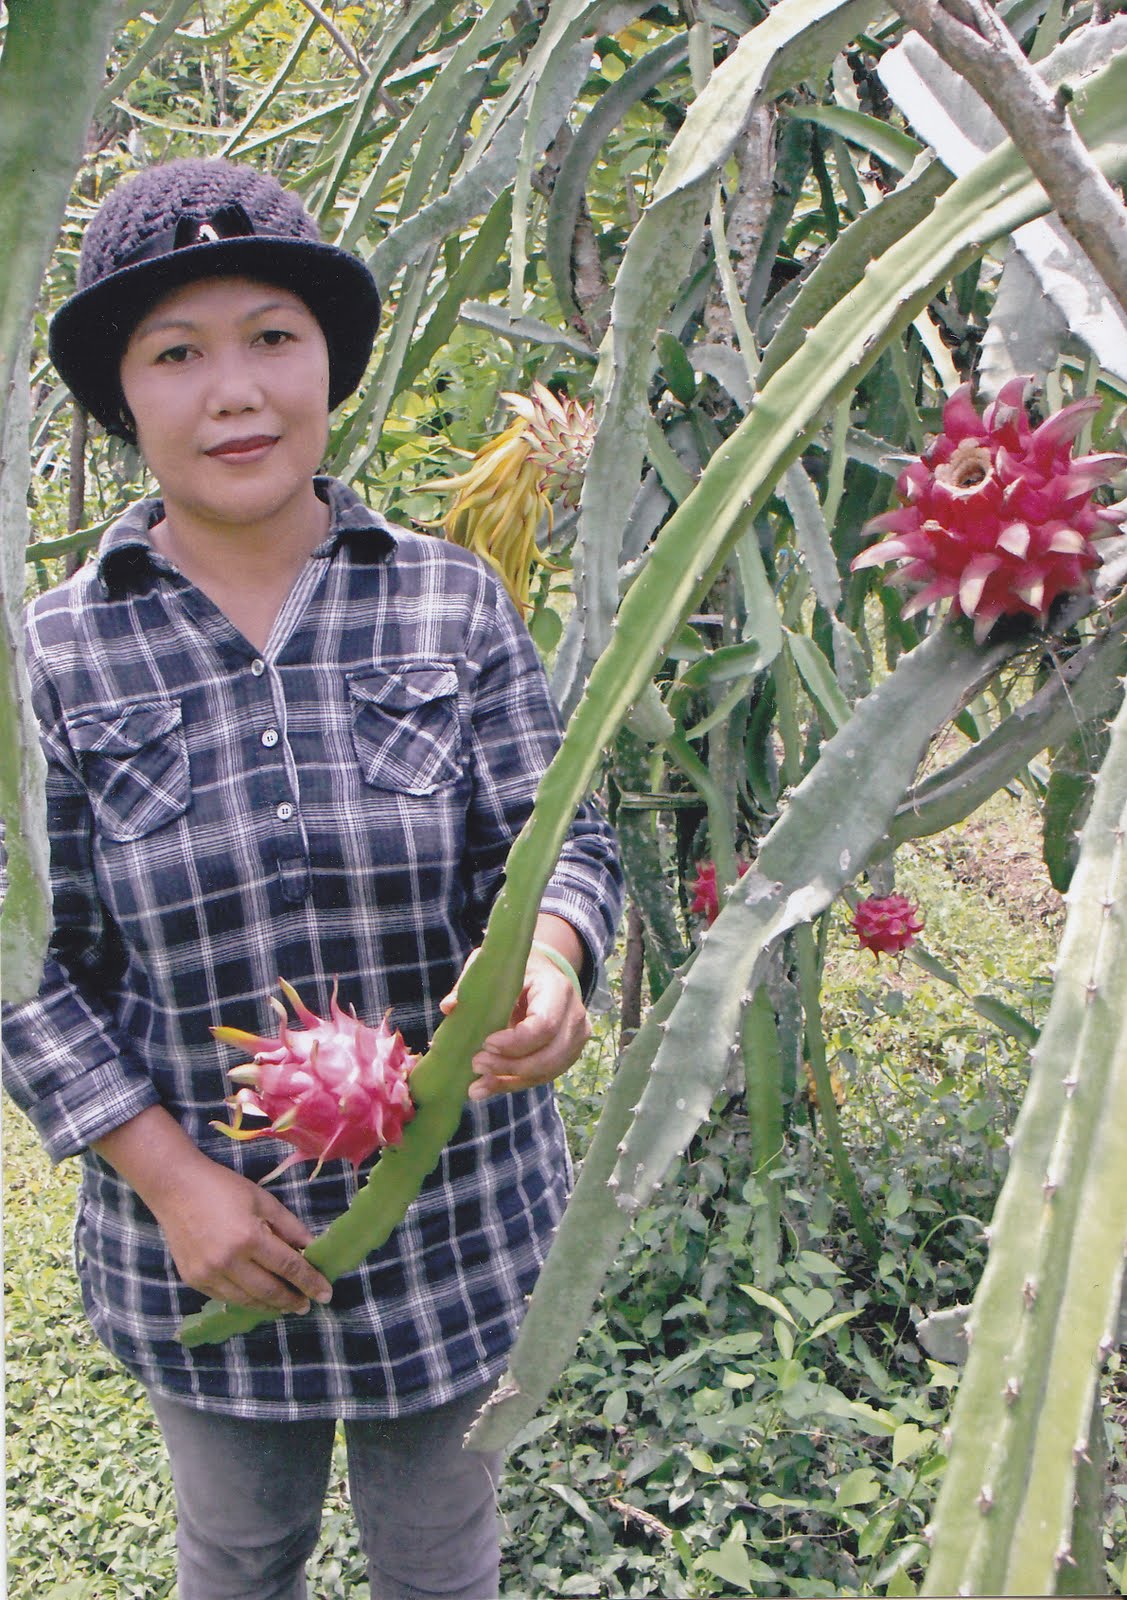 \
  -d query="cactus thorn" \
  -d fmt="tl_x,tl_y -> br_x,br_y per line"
923,1523 -> 934,1547
1062,1074 -> 1079,1097
982,1225 -> 992,1244
1099,1332 -> 1114,1360
1085,979 -> 1099,1003
1072,1440 -> 1092,1465
1023,1277 -> 1039,1309
977,1486 -> 993,1514
940,1426 -> 951,1450
606,1174 -> 619,1190
616,1141 -> 627,1154
1042,1175 -> 1058,1200
1054,1544 -> 1076,1570
1003,1376 -> 1021,1405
